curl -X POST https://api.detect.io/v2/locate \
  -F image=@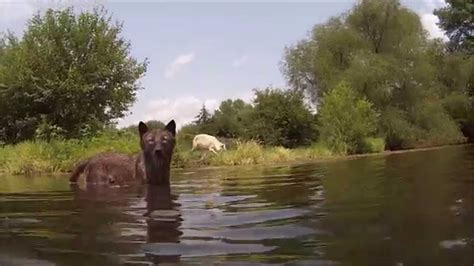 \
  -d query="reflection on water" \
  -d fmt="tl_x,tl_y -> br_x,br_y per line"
0,145 -> 473,265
